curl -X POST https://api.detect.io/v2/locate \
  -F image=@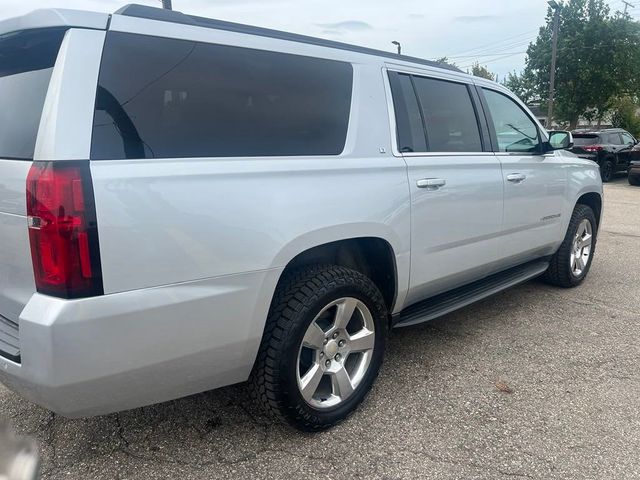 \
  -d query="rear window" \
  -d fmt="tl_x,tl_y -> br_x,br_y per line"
388,72 -> 483,153
91,32 -> 353,160
573,135 -> 600,146
412,76 -> 483,152
0,28 -> 66,160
